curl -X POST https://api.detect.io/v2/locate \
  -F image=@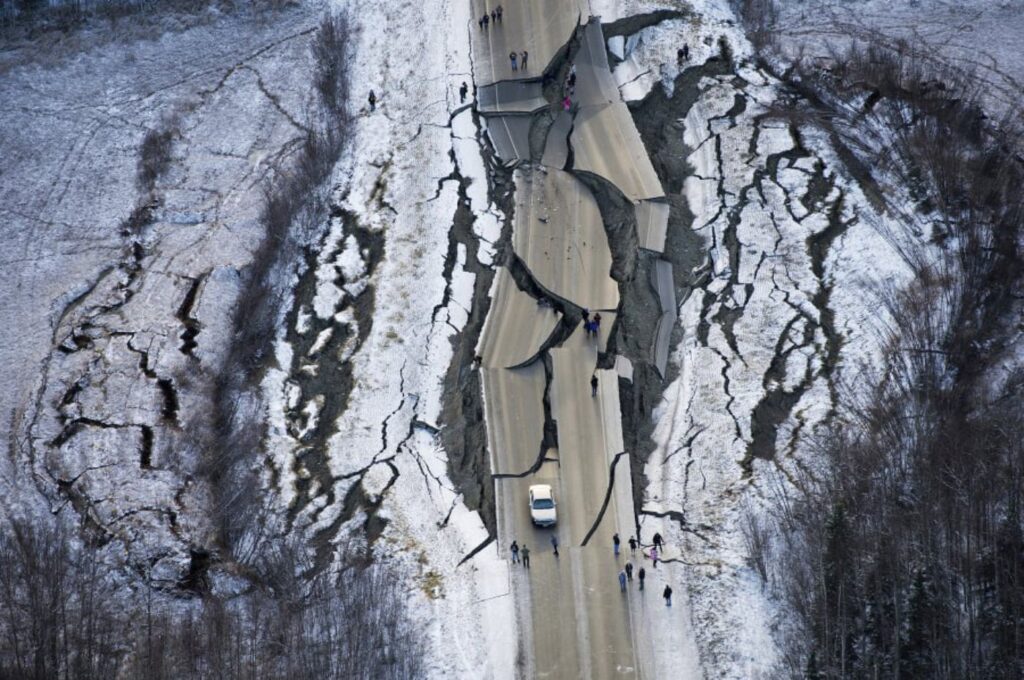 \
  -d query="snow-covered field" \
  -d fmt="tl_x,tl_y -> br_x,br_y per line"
2,0 -> 1017,676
